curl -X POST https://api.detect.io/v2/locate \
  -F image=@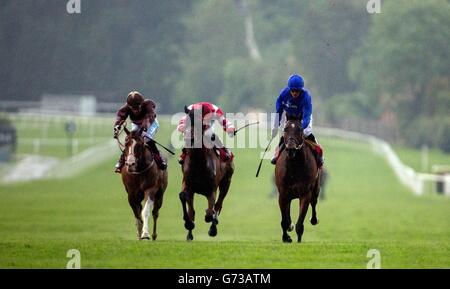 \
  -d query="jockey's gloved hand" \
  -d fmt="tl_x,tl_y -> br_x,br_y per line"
113,125 -> 121,138
141,129 -> 148,138
271,127 -> 278,139
226,126 -> 236,138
